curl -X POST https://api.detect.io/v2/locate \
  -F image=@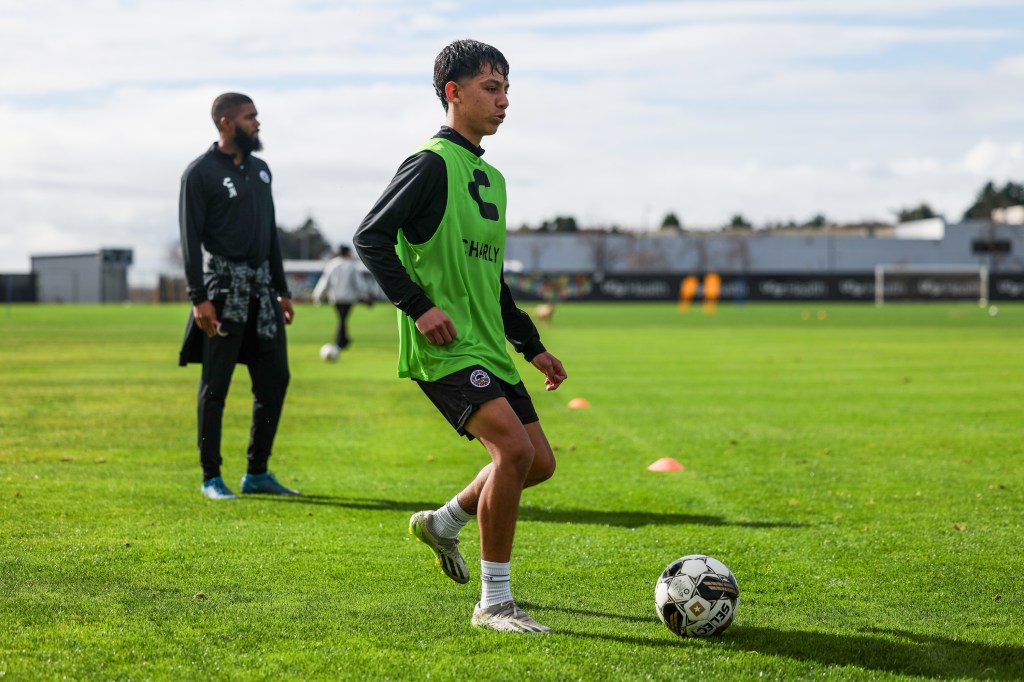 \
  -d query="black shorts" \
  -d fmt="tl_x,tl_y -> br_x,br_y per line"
414,365 -> 538,440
